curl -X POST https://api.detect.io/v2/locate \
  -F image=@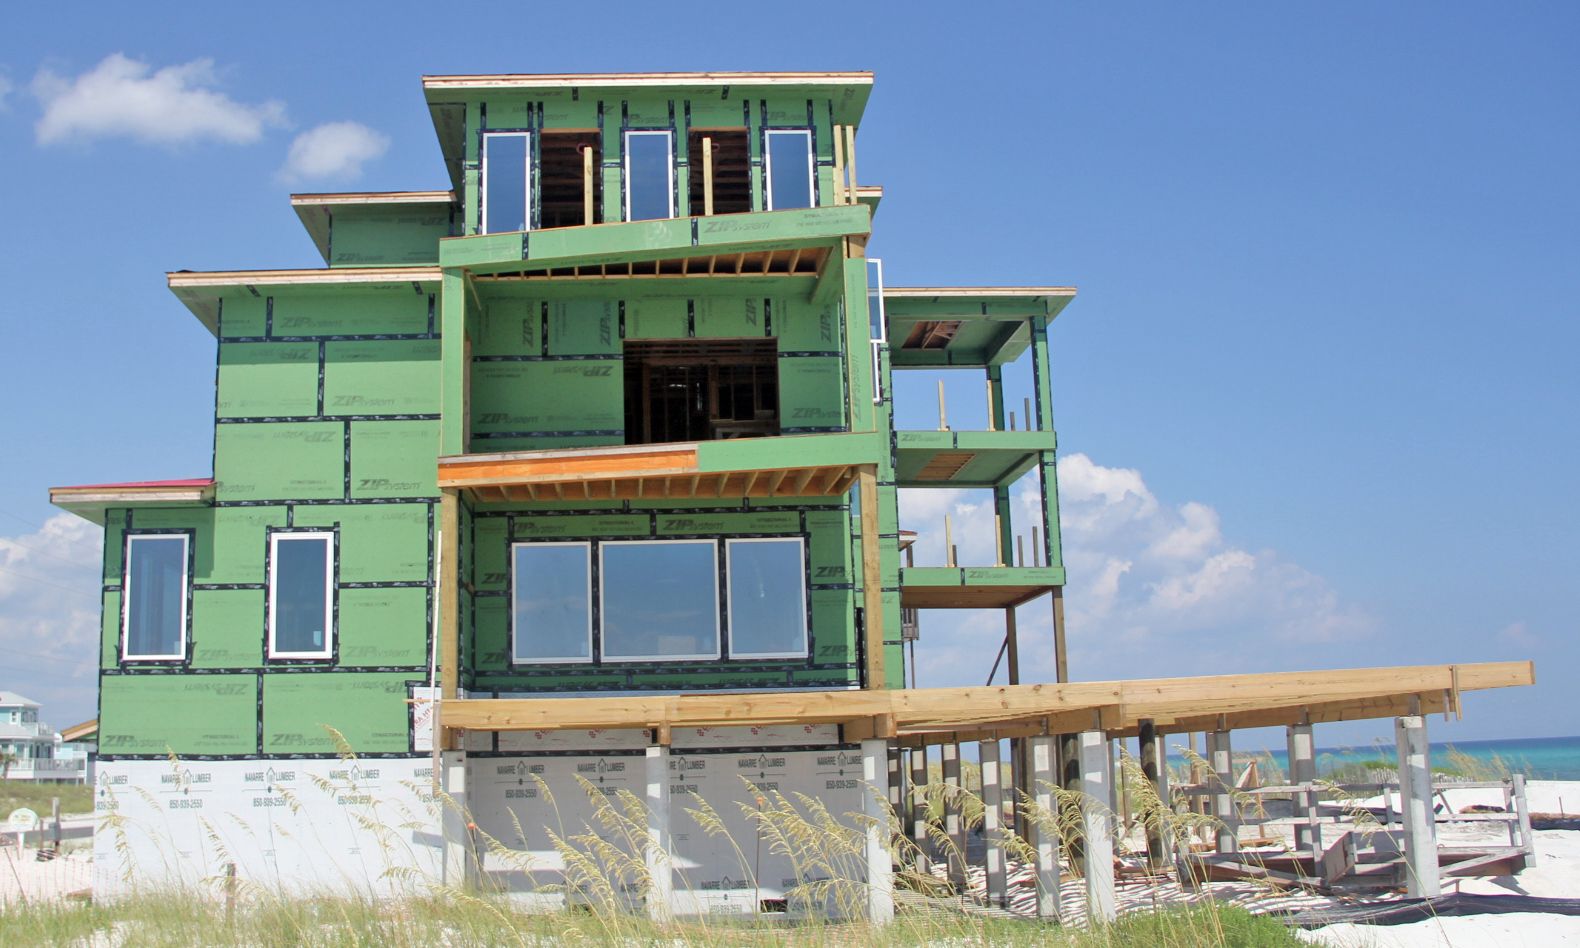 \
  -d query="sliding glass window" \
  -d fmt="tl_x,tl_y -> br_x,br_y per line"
511,542 -> 593,663
624,130 -> 674,221
482,131 -> 532,234
600,540 -> 719,661
268,533 -> 334,659
726,538 -> 808,659
764,129 -> 814,210
123,535 -> 188,661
